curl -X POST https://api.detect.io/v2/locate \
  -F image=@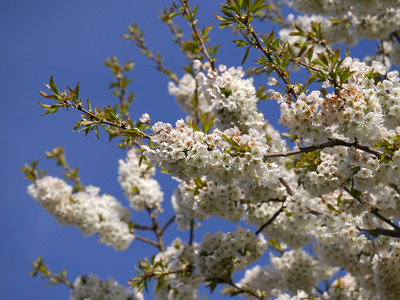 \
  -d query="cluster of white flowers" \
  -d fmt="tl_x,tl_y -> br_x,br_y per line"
195,226 -> 266,281
70,273 -> 137,300
275,57 -> 400,146
328,273 -> 373,299
153,239 -> 201,300
168,73 -> 211,118
118,148 -> 164,211
143,120 -> 282,203
240,249 -> 335,298
371,241 -> 400,300
288,0 -> 400,40
279,13 -> 356,49
28,176 -> 134,250
195,62 -> 266,133
171,177 -> 244,229
295,147 -> 348,196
